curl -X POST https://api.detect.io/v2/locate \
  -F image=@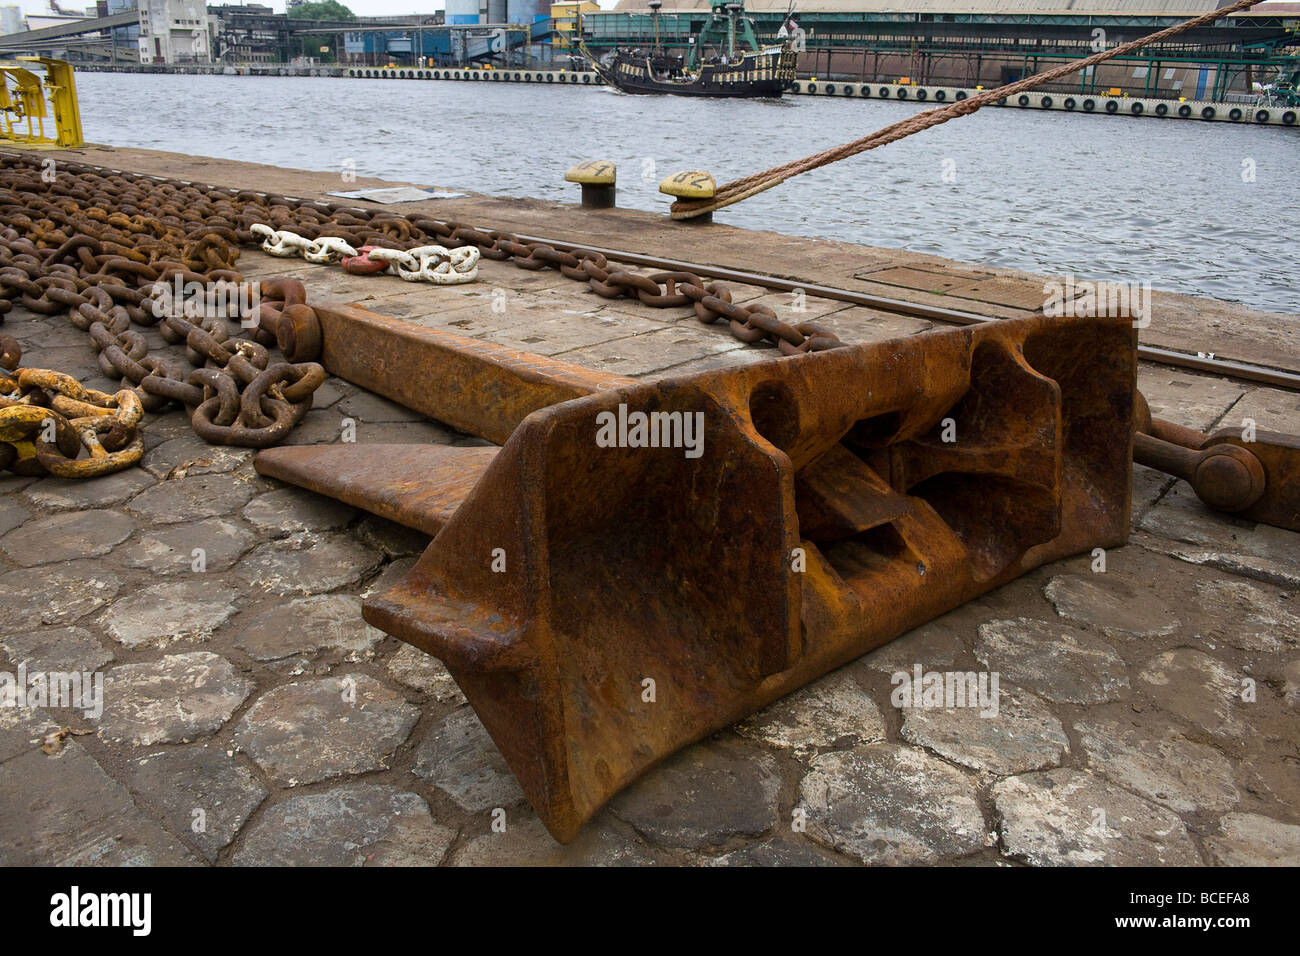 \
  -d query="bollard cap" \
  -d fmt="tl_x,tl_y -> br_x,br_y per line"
659,170 -> 716,199
566,160 -> 616,185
